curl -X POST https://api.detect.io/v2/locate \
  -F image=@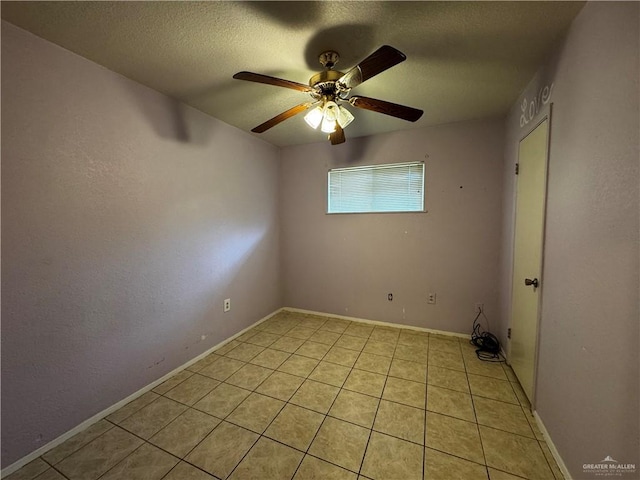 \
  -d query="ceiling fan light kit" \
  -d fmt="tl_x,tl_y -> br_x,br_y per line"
304,100 -> 354,133
233,45 -> 423,145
